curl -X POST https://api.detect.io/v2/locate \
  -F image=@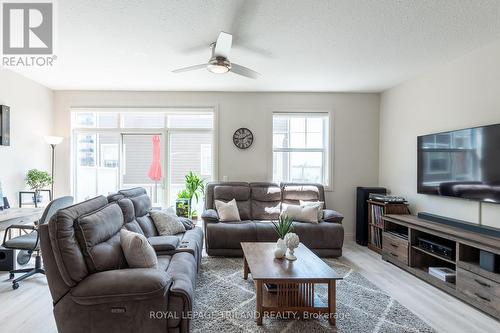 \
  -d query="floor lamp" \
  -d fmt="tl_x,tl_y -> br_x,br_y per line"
44,136 -> 63,199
